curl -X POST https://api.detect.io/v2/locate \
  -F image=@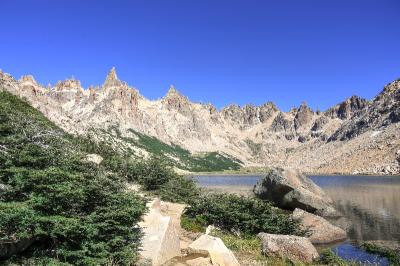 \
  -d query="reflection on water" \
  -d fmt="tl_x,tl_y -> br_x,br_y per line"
310,175 -> 400,244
